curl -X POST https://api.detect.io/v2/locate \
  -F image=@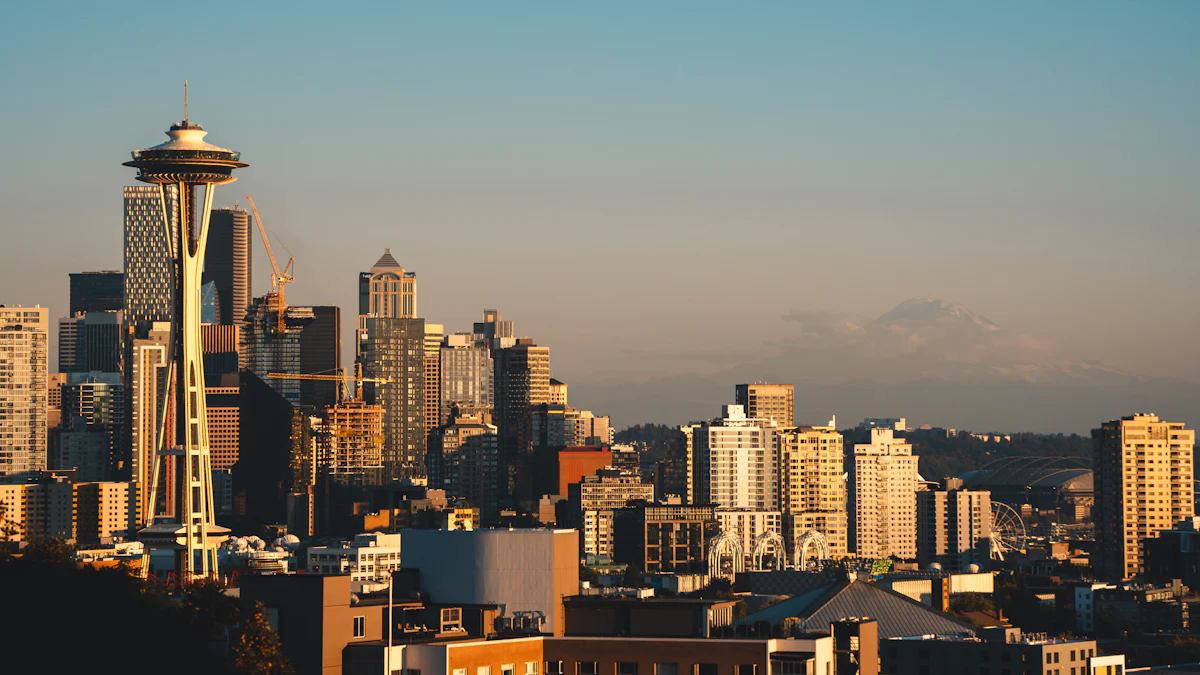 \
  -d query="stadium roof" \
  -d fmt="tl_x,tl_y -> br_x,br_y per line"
958,456 -> 1092,492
